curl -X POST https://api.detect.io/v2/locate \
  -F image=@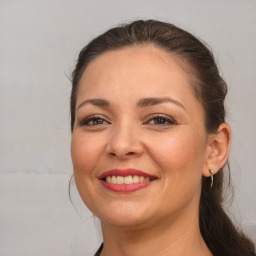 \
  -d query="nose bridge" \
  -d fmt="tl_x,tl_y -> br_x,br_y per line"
107,118 -> 142,158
